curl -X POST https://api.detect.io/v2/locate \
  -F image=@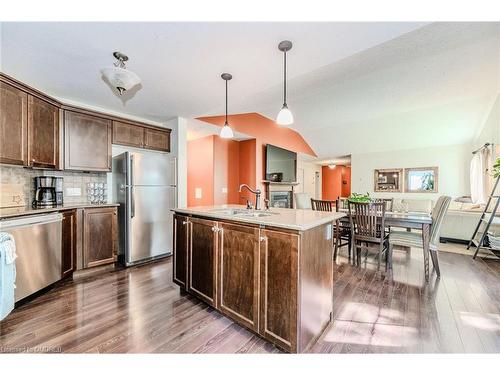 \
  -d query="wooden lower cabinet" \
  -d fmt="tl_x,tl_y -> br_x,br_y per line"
83,207 -> 117,268
173,215 -> 333,353
259,229 -> 299,352
218,222 -> 260,331
173,214 -> 189,288
188,217 -> 218,306
61,210 -> 76,278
